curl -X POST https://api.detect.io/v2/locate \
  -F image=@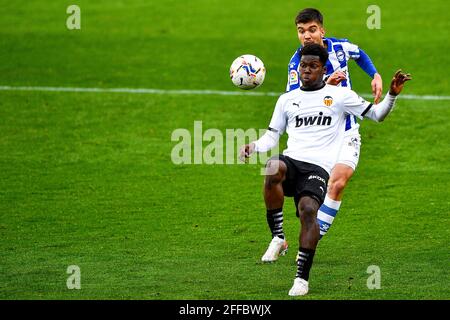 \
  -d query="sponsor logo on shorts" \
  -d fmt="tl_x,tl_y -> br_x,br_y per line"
308,175 -> 326,184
